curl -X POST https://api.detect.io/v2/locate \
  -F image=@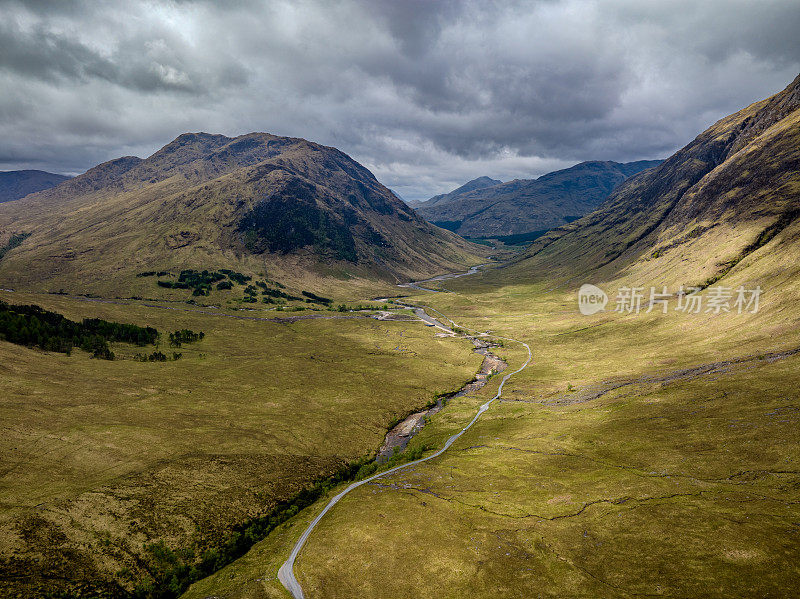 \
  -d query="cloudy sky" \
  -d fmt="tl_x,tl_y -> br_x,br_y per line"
1,0 -> 798,201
